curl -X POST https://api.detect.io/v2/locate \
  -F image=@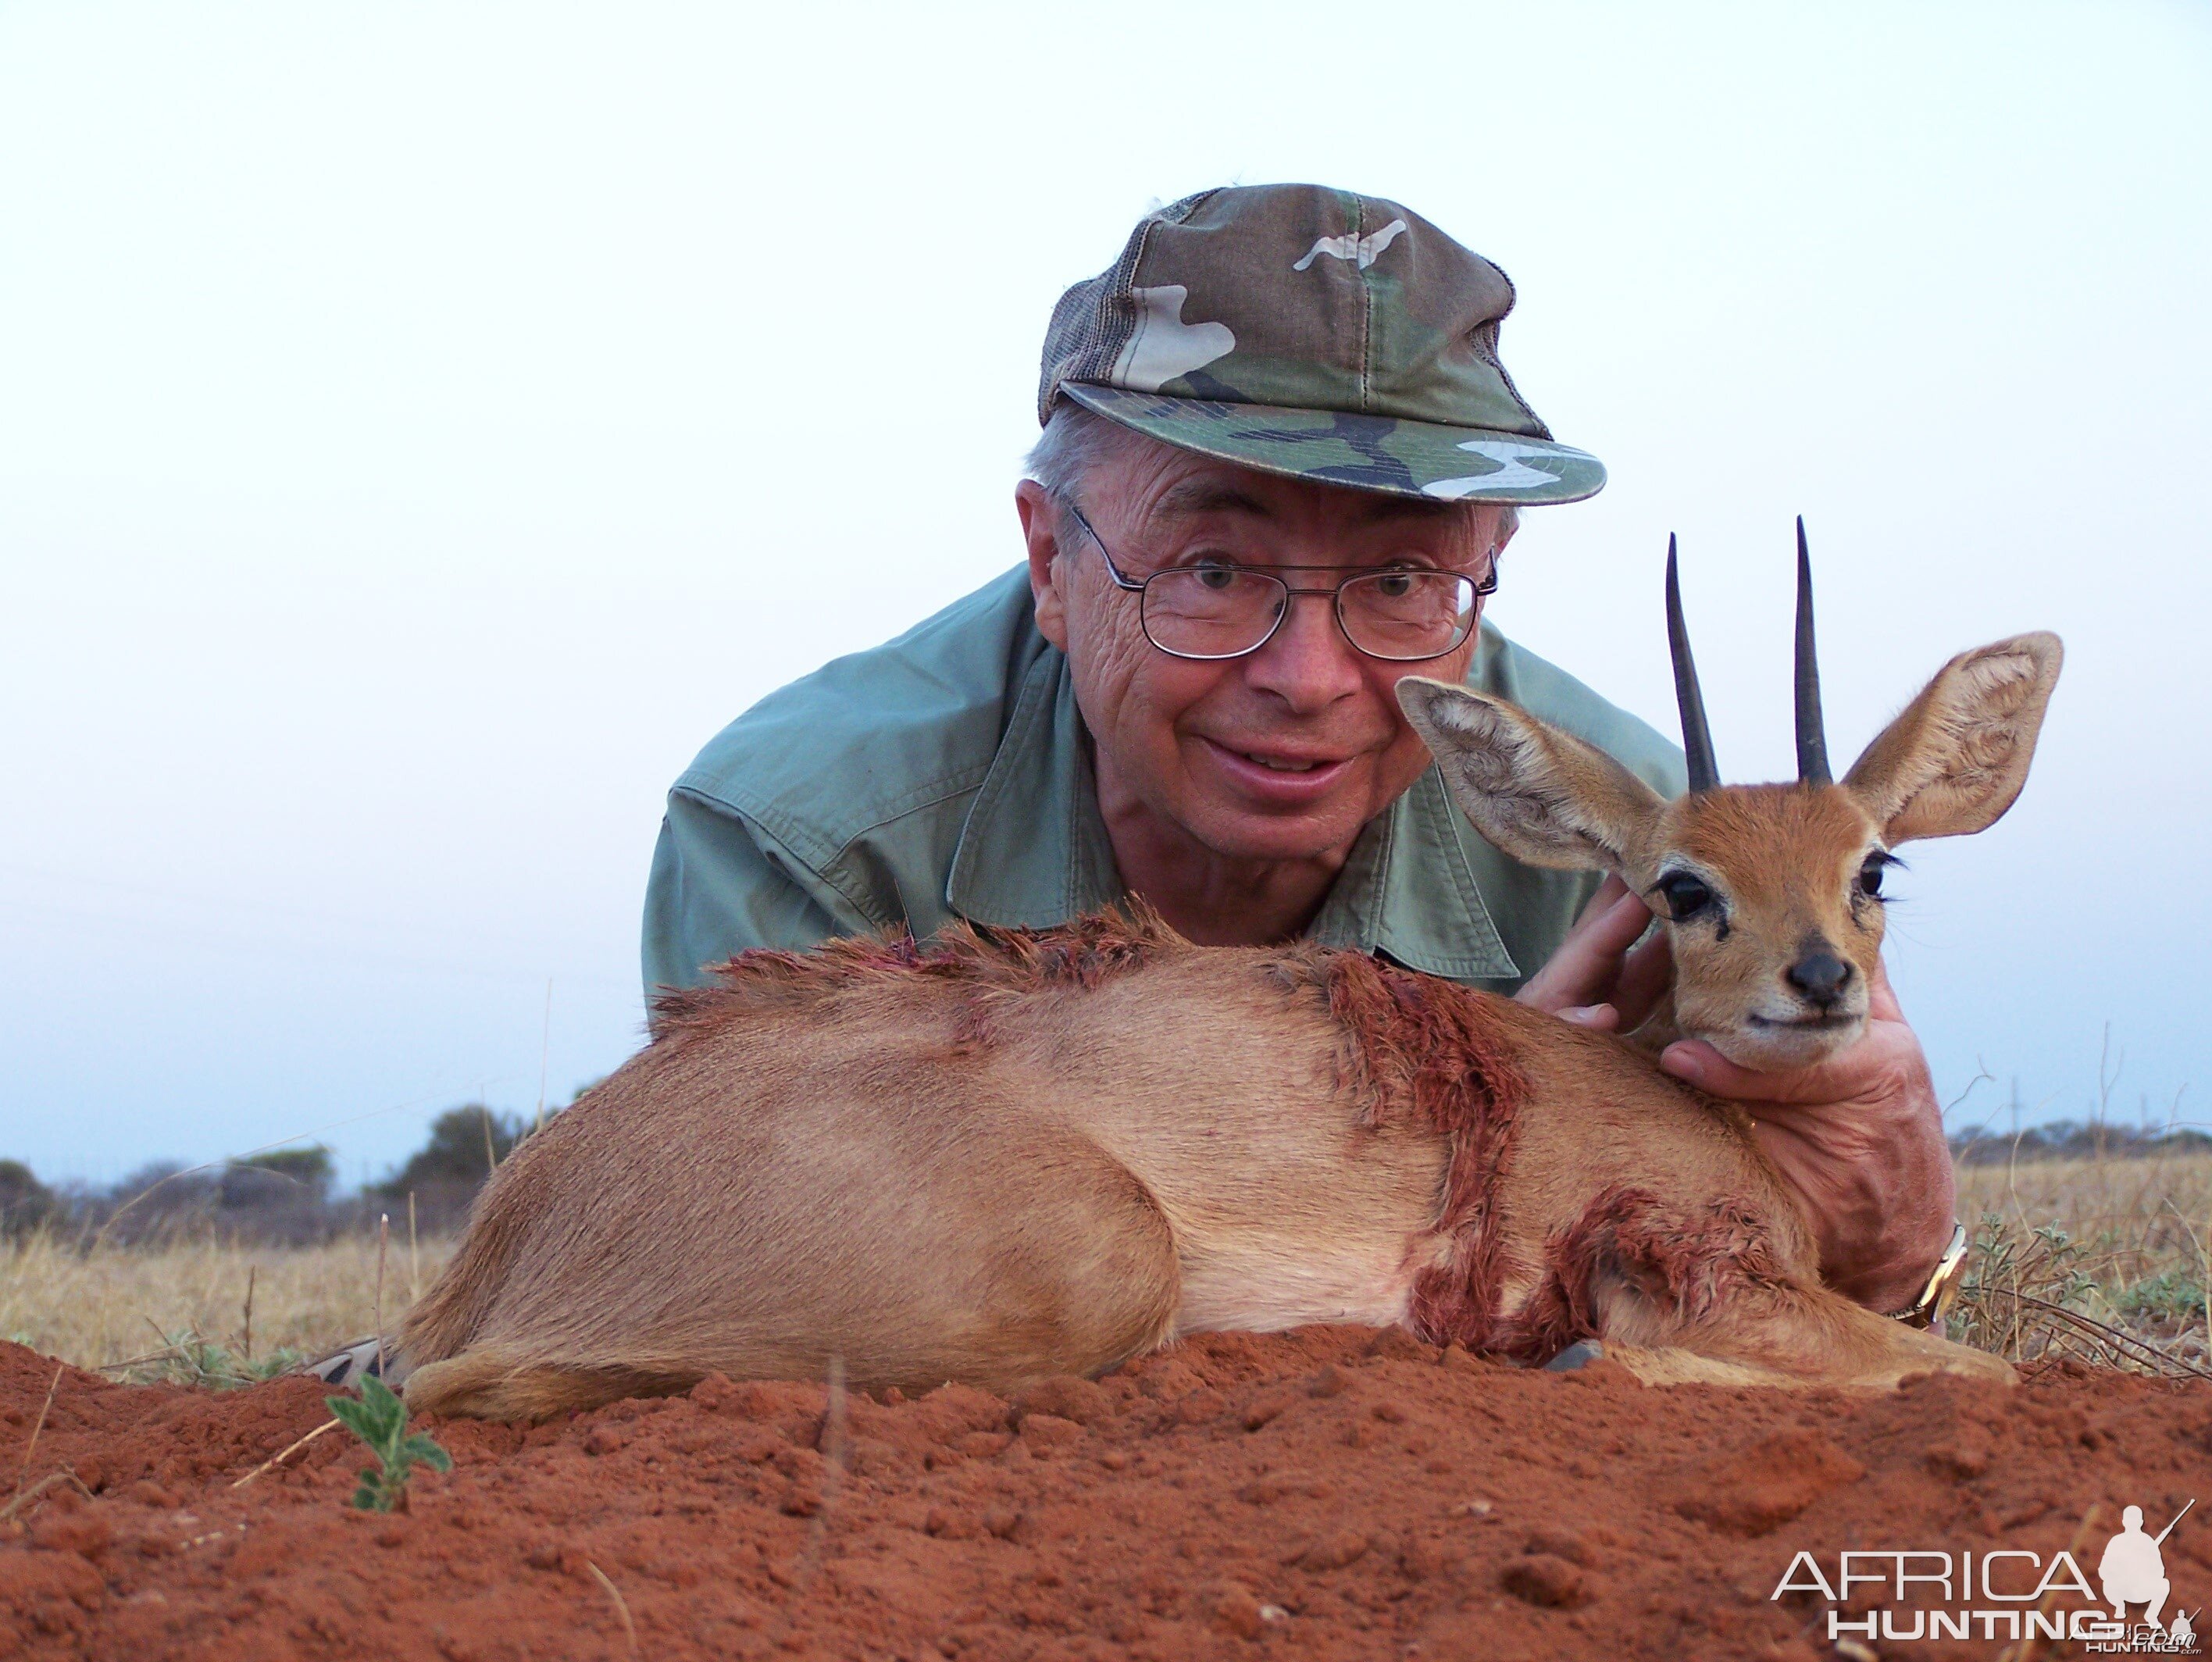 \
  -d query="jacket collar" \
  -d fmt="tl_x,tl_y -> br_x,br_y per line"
946,648 -> 1519,980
